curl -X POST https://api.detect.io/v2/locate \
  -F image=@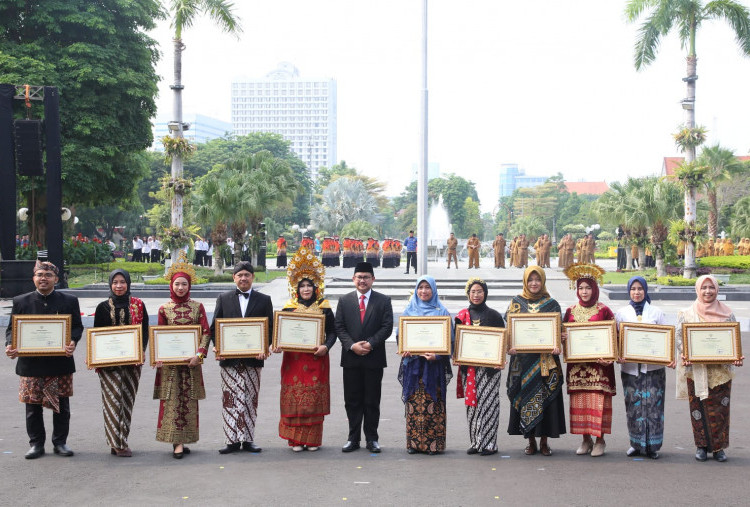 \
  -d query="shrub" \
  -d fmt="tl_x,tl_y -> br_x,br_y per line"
656,276 -> 699,286
697,256 -> 750,270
